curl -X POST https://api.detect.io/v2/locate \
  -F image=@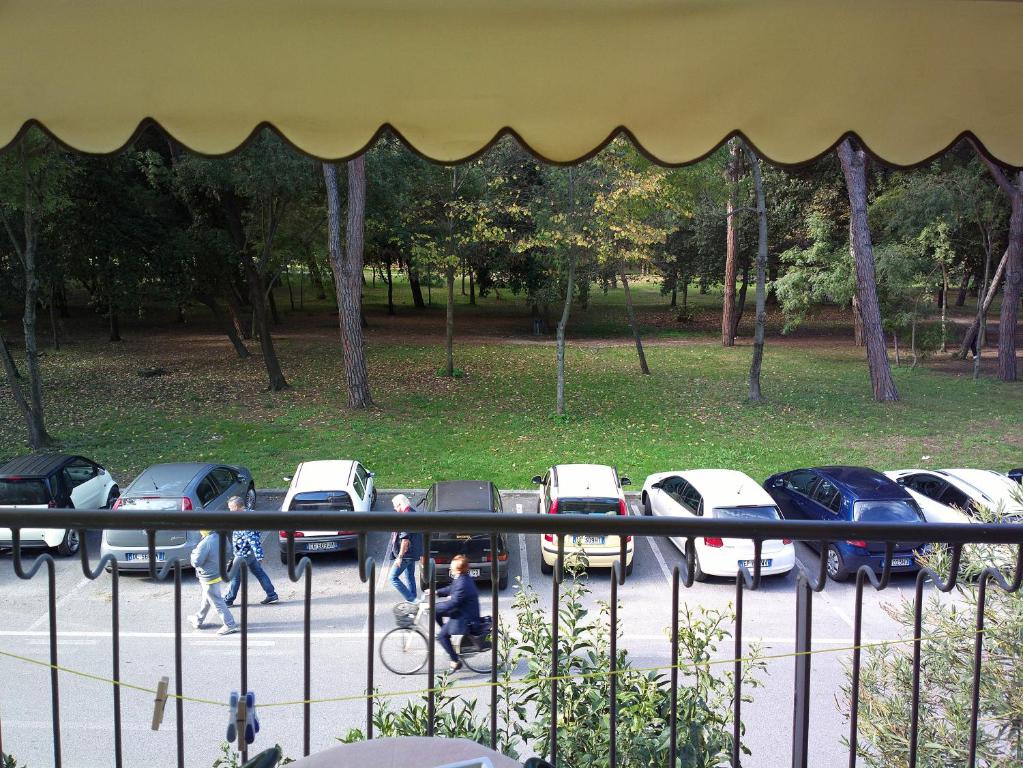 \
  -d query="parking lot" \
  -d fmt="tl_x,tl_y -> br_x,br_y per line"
0,490 -> 937,768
